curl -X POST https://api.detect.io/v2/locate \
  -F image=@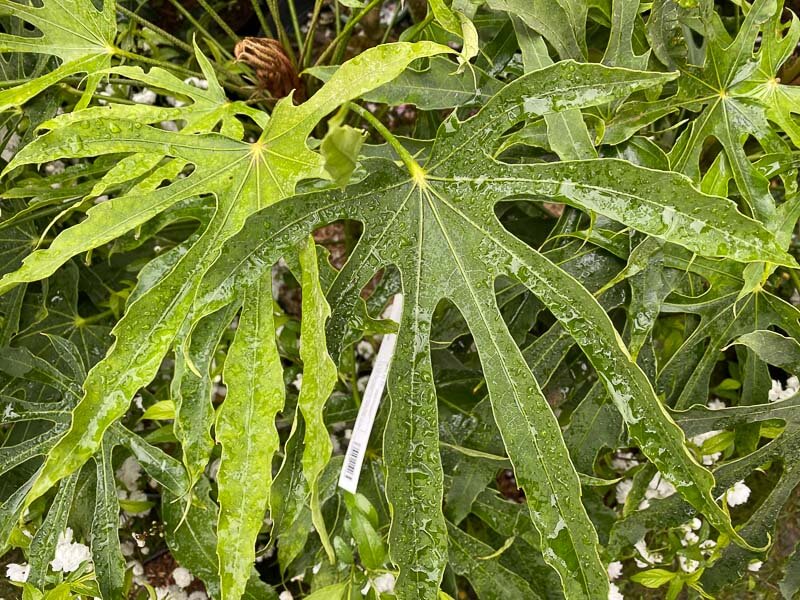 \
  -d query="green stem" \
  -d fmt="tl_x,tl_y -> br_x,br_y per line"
314,0 -> 382,67
380,1 -> 403,45
349,102 -> 425,181
250,0 -> 274,38
195,0 -> 240,43
300,0 -> 325,68
75,310 -> 114,327
266,0 -> 297,65
114,48 -> 202,79
116,5 -> 194,55
165,0 -> 234,60
285,0 -> 305,59
59,85 -> 135,104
